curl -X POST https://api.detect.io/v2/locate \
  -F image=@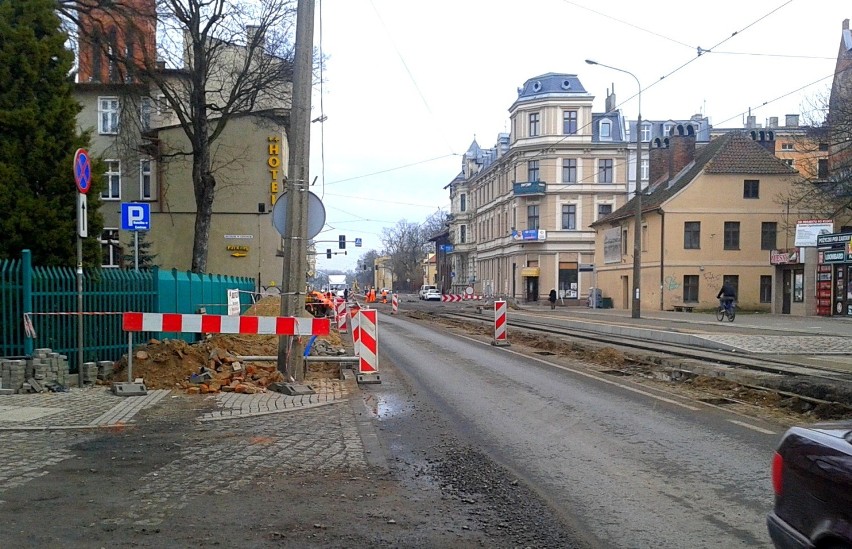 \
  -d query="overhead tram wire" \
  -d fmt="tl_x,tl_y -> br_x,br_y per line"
368,0 -> 456,157
325,153 -> 459,186
505,0 -> 797,173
